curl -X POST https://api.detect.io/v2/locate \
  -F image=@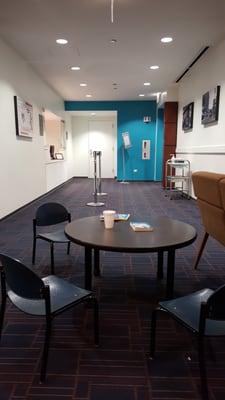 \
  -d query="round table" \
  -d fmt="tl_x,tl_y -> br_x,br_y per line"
65,216 -> 197,298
